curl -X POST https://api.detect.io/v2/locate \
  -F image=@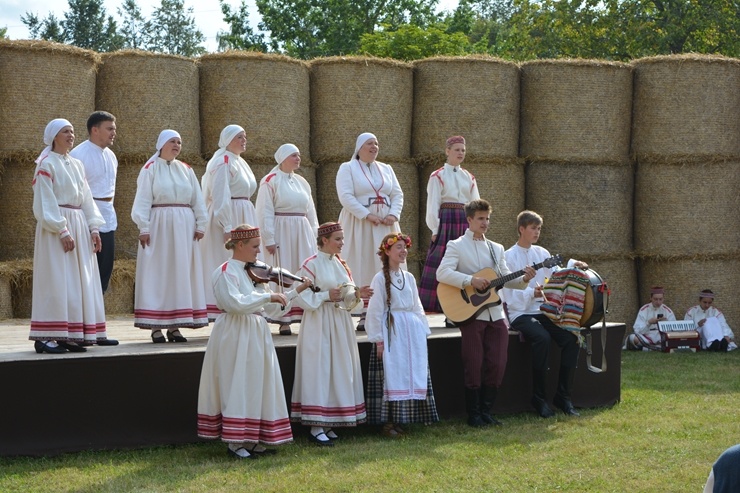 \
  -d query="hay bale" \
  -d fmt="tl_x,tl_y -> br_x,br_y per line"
590,256 -> 639,326
199,52 -> 311,163
0,161 -> 36,261
520,59 -> 633,165
526,162 -> 634,256
9,259 -> 33,319
96,50 -> 200,157
315,162 -> 343,225
0,264 -> 14,319
631,54 -> 740,163
635,161 -> 740,256
412,56 -> 520,160
418,158 -> 525,251
104,258 -> 136,314
639,256 -> 740,337
0,40 -> 98,156
310,57 -> 413,162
